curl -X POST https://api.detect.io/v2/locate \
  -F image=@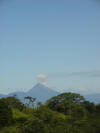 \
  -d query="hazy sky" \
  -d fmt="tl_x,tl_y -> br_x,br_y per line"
0,0 -> 100,94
